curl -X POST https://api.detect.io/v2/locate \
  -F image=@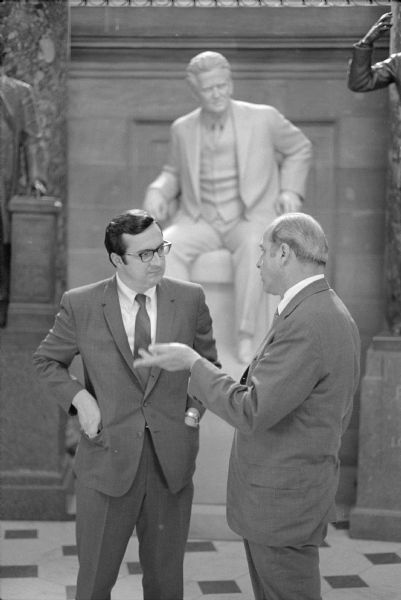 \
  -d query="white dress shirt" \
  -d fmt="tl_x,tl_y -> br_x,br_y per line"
277,274 -> 325,315
116,273 -> 157,354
